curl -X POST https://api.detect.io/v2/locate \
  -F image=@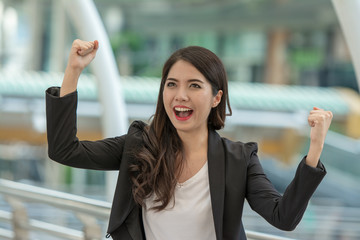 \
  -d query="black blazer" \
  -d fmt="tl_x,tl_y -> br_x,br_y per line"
46,87 -> 326,240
